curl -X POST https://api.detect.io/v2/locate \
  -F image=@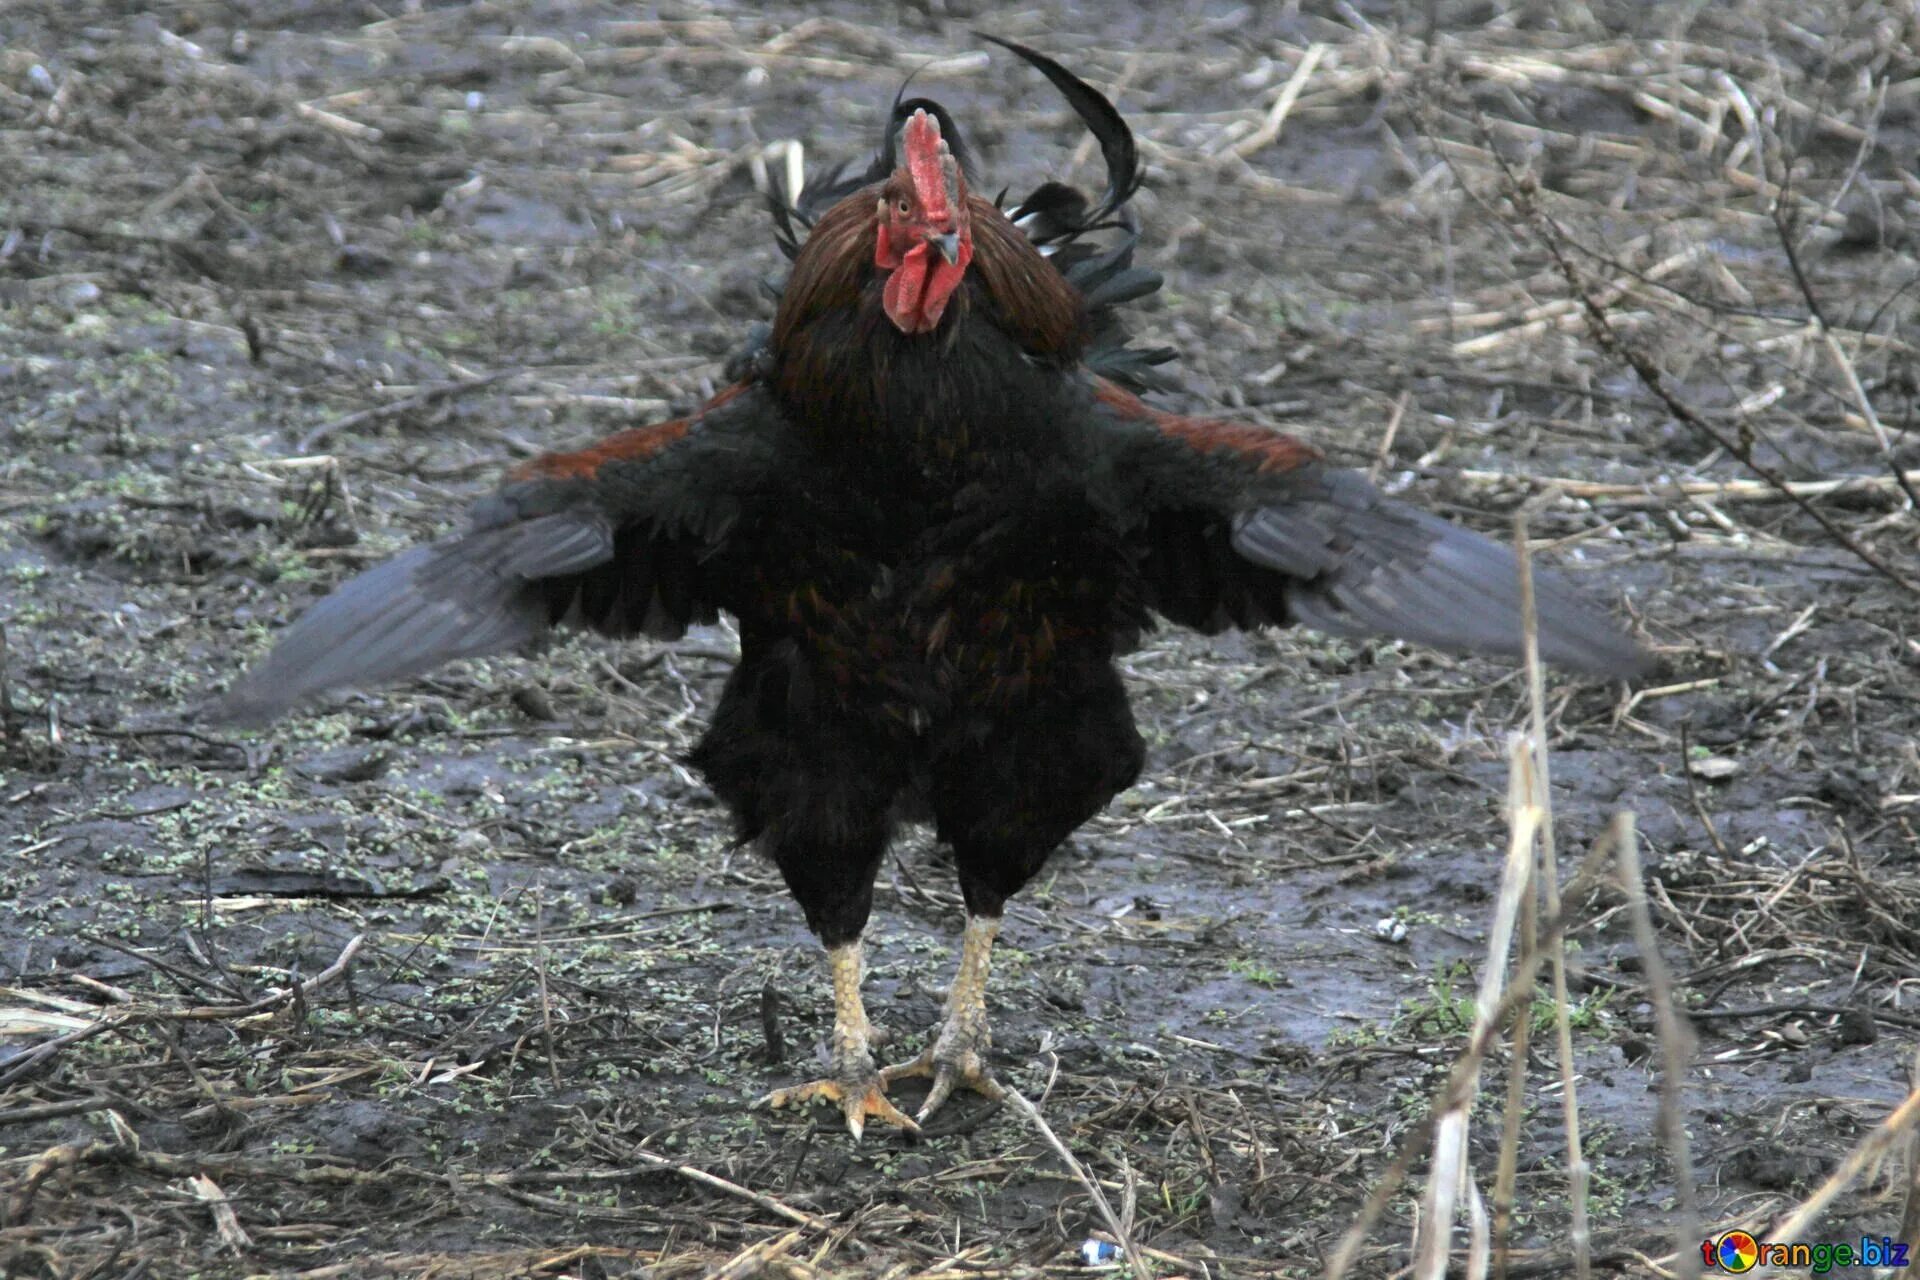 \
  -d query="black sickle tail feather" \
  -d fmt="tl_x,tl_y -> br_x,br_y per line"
213,512 -> 614,726
1064,238 -> 1176,391
1230,470 -> 1648,678
1067,240 -> 1162,312
977,34 -> 1170,391
775,37 -> 1142,255
743,39 -> 1171,392
980,34 -> 1142,236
